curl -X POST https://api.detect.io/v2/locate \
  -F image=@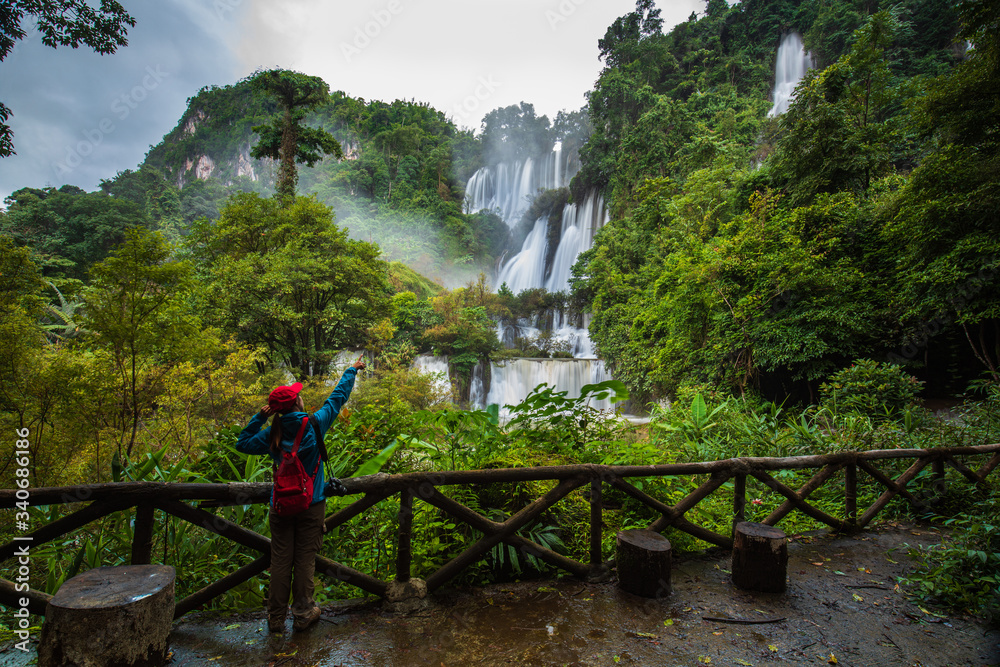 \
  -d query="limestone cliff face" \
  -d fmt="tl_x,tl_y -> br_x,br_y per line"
182,110 -> 206,136
235,148 -> 257,180
144,80 -> 341,192
167,108 -> 272,189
